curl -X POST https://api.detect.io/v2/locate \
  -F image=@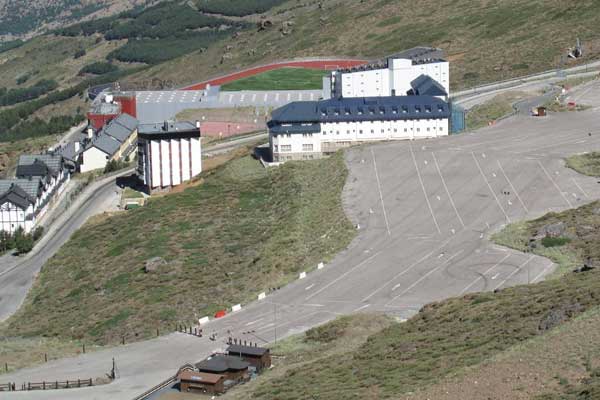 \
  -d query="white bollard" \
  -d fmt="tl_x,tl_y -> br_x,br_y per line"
317,262 -> 324,270
299,271 -> 307,279
258,292 -> 266,300
231,304 -> 242,312
198,317 -> 210,325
